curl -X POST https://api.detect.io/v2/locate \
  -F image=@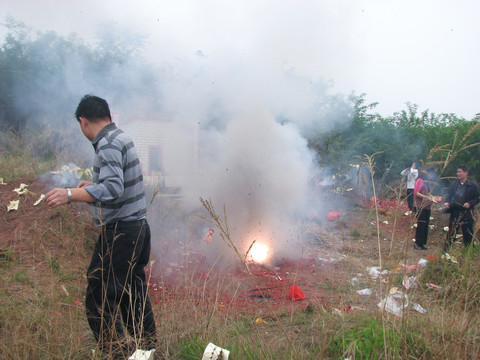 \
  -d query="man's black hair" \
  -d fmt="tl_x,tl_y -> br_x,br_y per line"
458,165 -> 470,173
75,95 -> 111,122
